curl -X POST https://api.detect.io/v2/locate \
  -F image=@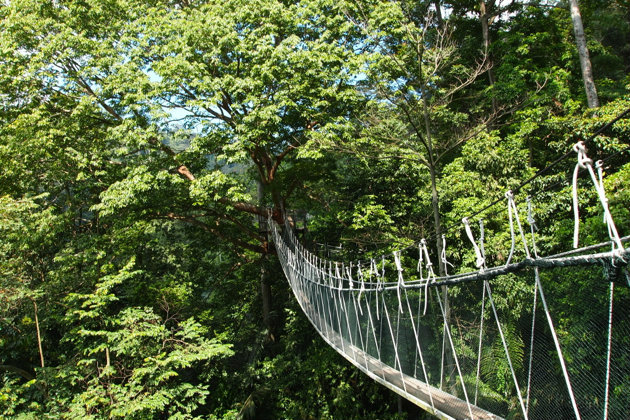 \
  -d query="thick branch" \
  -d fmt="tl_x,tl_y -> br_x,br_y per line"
157,212 -> 267,254
202,206 -> 265,243
179,83 -> 236,127
0,365 -> 34,381
71,73 -> 122,121
176,165 -> 196,181
250,149 -> 269,184
217,199 -> 271,219
268,123 -> 316,182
